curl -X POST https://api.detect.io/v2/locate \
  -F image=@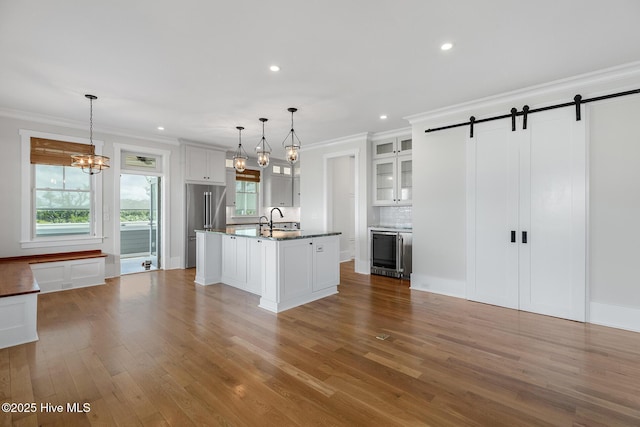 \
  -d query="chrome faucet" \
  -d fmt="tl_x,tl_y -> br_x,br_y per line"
269,207 -> 284,232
